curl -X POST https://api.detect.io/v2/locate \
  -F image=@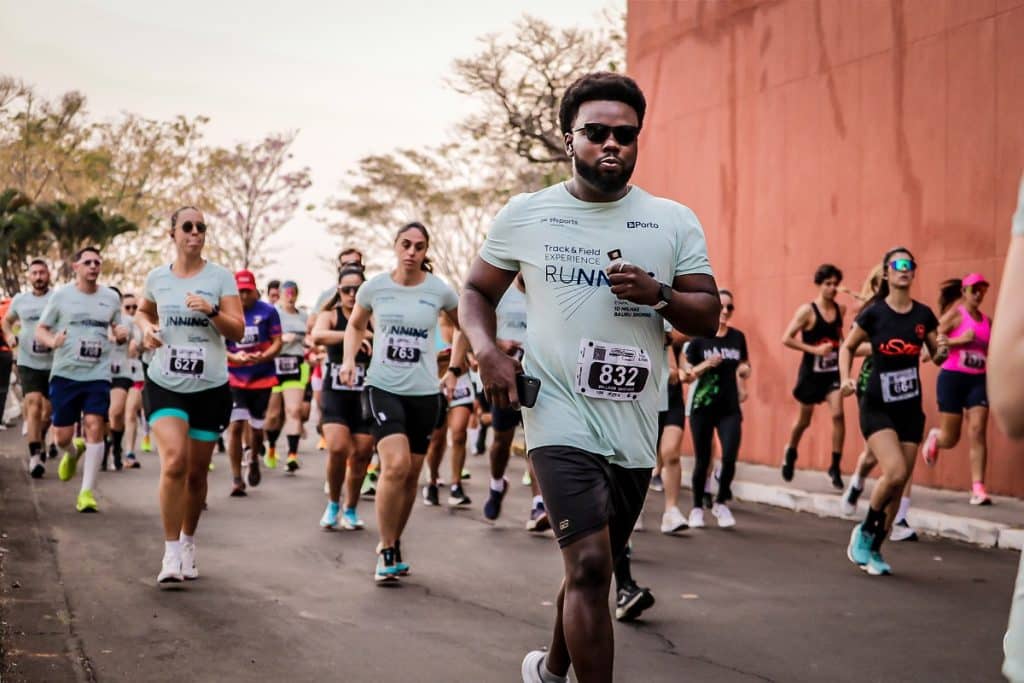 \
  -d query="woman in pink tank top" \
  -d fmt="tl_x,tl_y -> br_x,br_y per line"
921,273 -> 992,505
